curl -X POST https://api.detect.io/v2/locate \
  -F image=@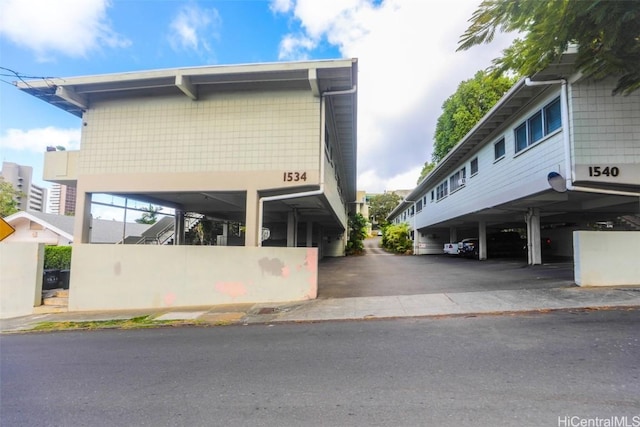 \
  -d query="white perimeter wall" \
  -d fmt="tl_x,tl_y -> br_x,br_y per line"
574,231 -> 640,286
0,243 -> 44,319
68,245 -> 318,311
